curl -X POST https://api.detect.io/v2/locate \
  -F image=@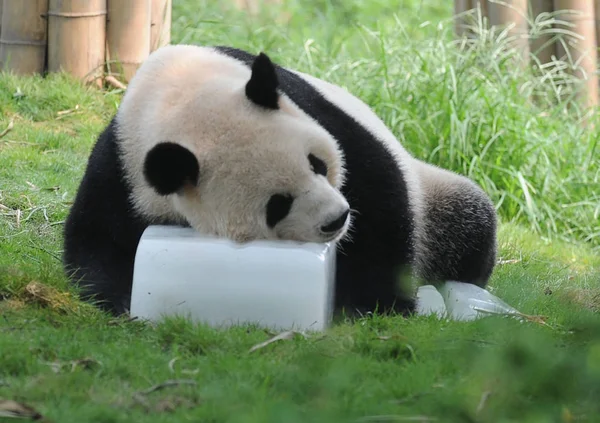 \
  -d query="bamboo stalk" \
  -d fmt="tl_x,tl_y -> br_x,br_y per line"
0,1 -> 3,49
553,0 -> 598,109
107,0 -> 151,83
150,0 -> 171,52
594,1 -> 600,65
454,0 -> 473,37
488,0 -> 530,60
530,0 -> 557,68
47,0 -> 106,87
0,0 -> 49,75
